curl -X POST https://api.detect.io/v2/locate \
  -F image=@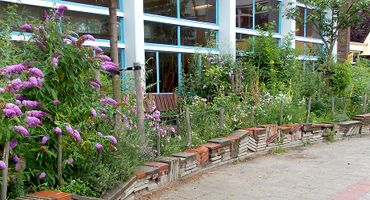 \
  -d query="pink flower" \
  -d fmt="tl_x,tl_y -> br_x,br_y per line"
54,127 -> 62,135
28,68 -> 44,78
35,38 -> 46,50
25,110 -> 46,118
39,172 -> 46,180
92,46 -> 103,54
95,143 -> 104,152
170,127 -> 176,133
55,5 -> 68,19
89,80 -> 101,90
25,117 -> 42,128
41,136 -> 49,144
9,139 -> 17,149
12,154 -> 19,163
98,55 -> 111,61
14,94 -> 27,101
90,108 -> 97,117
1,63 -> 28,76
100,97 -> 118,106
14,126 -> 30,137
22,100 -> 41,108
51,52 -> 60,68
0,161 -> 7,170
0,88 -> 5,93
53,99 -> 60,105
105,135 -> 118,145
20,23 -> 32,33
102,61 -> 120,74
